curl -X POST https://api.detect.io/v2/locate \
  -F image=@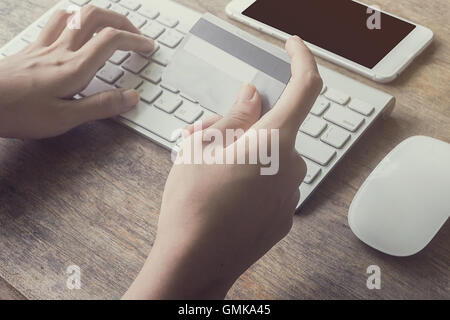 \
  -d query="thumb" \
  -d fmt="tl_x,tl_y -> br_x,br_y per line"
67,89 -> 139,125
211,83 -> 262,135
